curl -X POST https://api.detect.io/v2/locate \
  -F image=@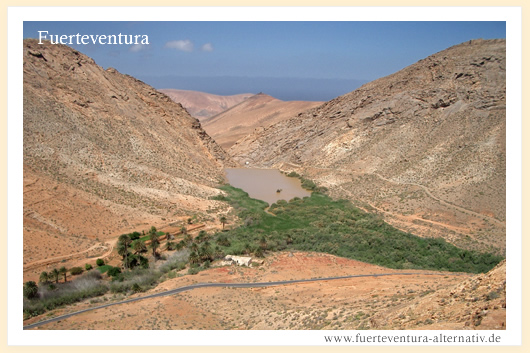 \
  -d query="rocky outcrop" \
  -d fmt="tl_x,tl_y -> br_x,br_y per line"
223,255 -> 253,267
